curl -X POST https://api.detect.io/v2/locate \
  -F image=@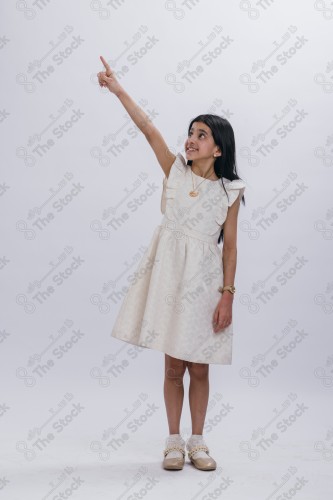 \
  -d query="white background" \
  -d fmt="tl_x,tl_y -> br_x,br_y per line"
0,1 -> 332,498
